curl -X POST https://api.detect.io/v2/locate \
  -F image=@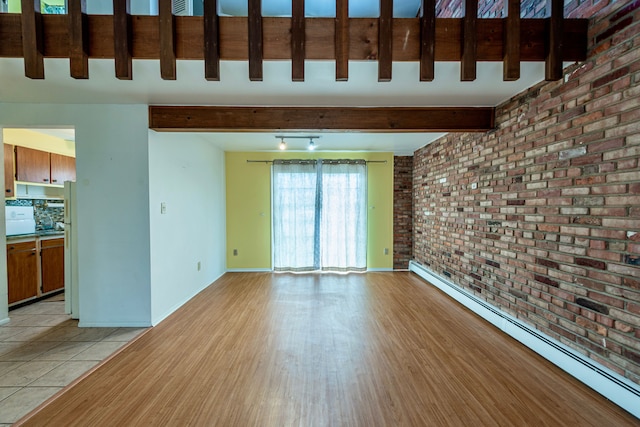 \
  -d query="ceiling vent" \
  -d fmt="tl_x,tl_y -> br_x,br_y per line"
172,0 -> 193,16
